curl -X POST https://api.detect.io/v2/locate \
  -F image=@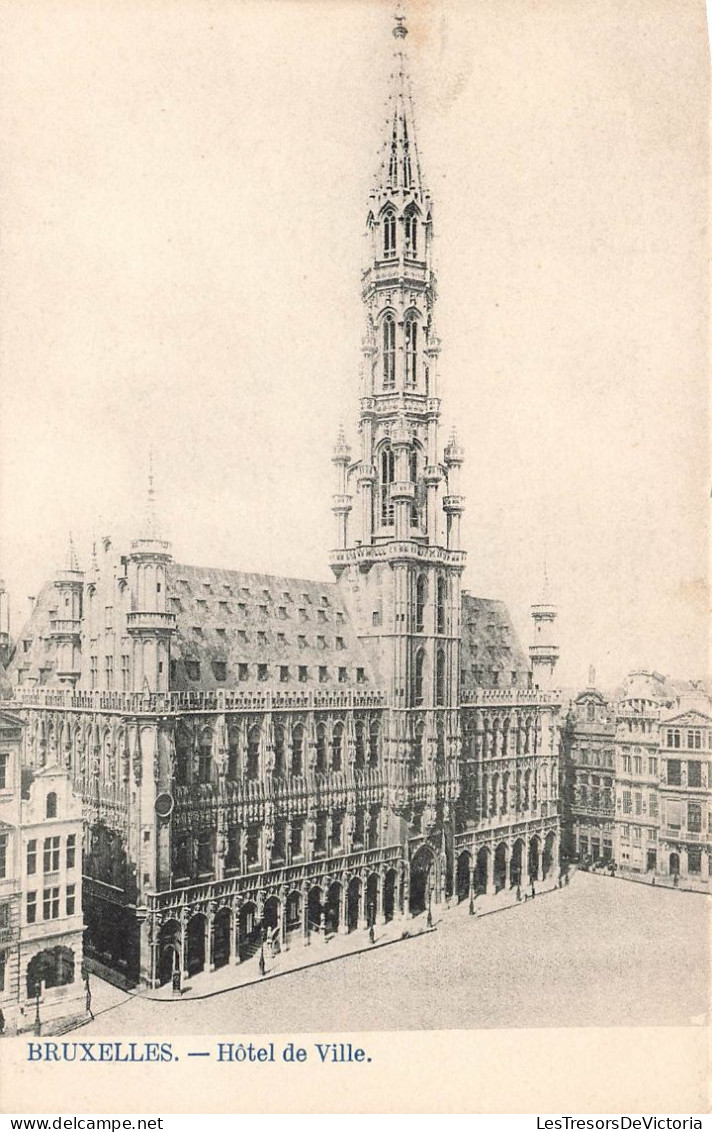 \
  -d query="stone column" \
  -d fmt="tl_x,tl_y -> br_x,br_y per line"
339,883 -> 349,934
206,910 -> 214,973
376,872 -> 386,925
180,913 -> 188,981
229,907 -> 238,965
